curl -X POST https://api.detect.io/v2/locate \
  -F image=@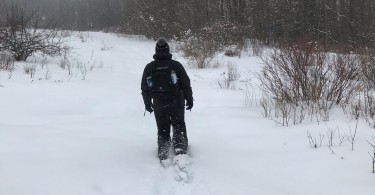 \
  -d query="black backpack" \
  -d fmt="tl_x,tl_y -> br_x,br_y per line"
147,62 -> 178,99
